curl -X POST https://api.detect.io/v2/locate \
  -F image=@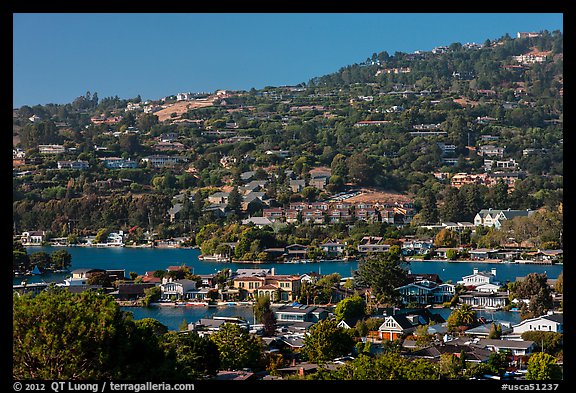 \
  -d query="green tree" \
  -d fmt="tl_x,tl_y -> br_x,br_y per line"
331,153 -> 348,178
434,228 -> 460,247
50,249 -> 72,271
13,287 -> 171,379
302,319 -> 355,363
416,190 -> 439,224
347,153 -> 376,186
160,331 -> 220,378
445,248 -> 459,260
334,295 -> 366,323
137,113 -> 159,132
28,251 -> 51,272
143,286 -> 161,307
521,332 -> 563,355
209,323 -> 265,371
487,322 -> 502,339
95,228 -> 110,244
512,273 -> 553,318
447,304 -> 477,333
526,352 -> 562,380
352,246 -> 408,305
13,249 -> 30,274
226,187 -> 243,215
253,295 -> 277,336
87,271 -> 113,287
